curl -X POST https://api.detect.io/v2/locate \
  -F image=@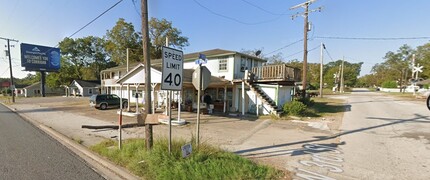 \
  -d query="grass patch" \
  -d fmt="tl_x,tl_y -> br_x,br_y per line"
90,138 -> 284,180
298,97 -> 347,118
